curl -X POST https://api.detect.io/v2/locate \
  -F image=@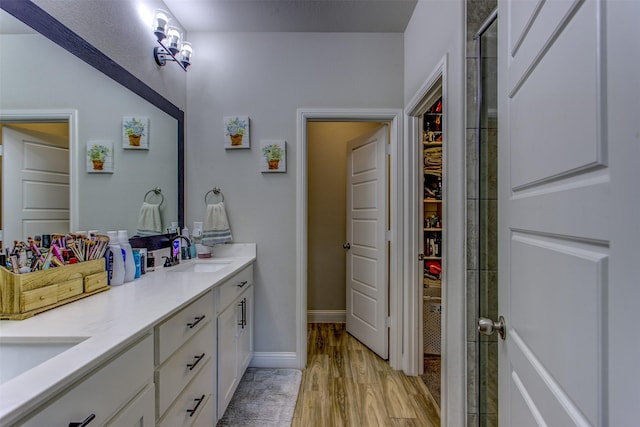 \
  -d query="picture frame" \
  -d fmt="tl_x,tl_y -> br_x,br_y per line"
260,140 -> 286,173
122,116 -> 149,149
87,141 -> 114,173
224,115 -> 250,149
